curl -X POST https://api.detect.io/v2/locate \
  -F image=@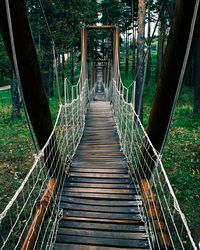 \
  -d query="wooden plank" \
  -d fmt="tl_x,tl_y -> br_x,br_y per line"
60,197 -> 142,206
61,192 -> 138,200
72,161 -> 126,165
70,168 -> 127,174
77,142 -> 120,146
56,235 -> 149,248
83,131 -> 116,134
54,243 -> 147,250
74,156 -> 125,161
70,173 -> 129,178
62,187 -> 136,195
82,133 -> 117,136
61,216 -> 144,225
80,139 -> 119,143
60,203 -> 140,214
64,182 -> 136,189
84,128 -> 116,131
75,152 -> 123,156
62,210 -> 141,220
77,148 -> 121,152
71,164 -> 126,169
84,127 -> 116,130
68,177 -> 131,184
73,160 -> 125,164
57,228 -> 147,240
58,221 -> 146,232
